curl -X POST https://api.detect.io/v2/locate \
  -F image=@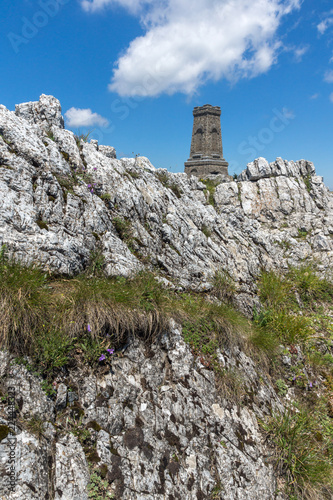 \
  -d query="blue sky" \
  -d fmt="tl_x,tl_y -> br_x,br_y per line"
1,0 -> 333,187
